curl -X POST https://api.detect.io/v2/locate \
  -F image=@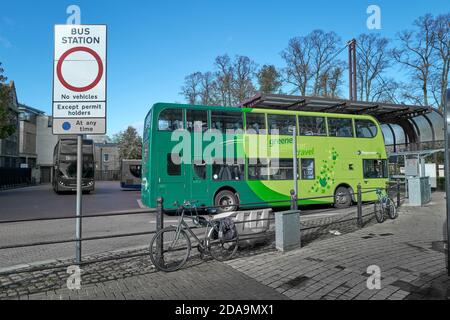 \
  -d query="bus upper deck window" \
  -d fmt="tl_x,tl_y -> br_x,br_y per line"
211,111 -> 243,133
187,109 -> 208,132
268,114 -> 296,135
158,109 -> 183,131
299,116 -> 326,136
355,119 -> 378,138
328,118 -> 354,137
246,113 -> 266,134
